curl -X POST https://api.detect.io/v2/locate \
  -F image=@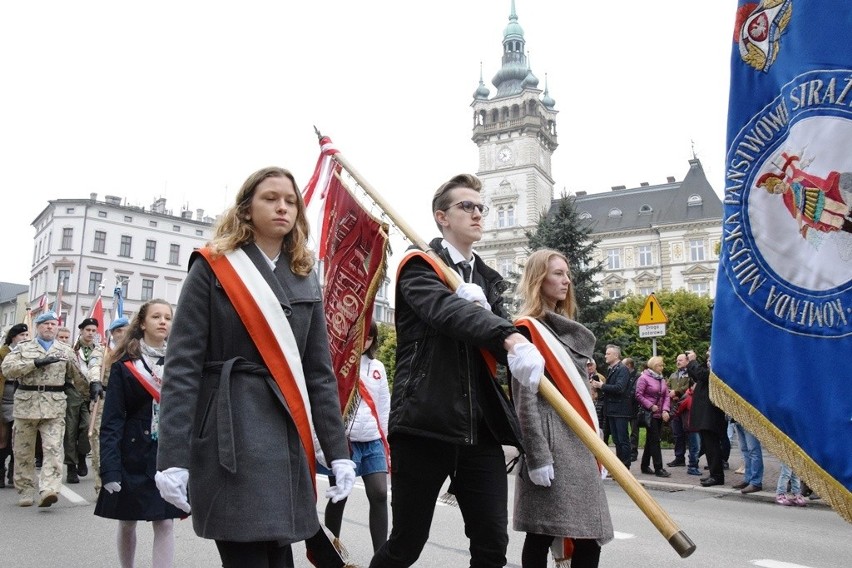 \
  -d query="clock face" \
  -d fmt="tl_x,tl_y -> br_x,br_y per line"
497,146 -> 513,164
